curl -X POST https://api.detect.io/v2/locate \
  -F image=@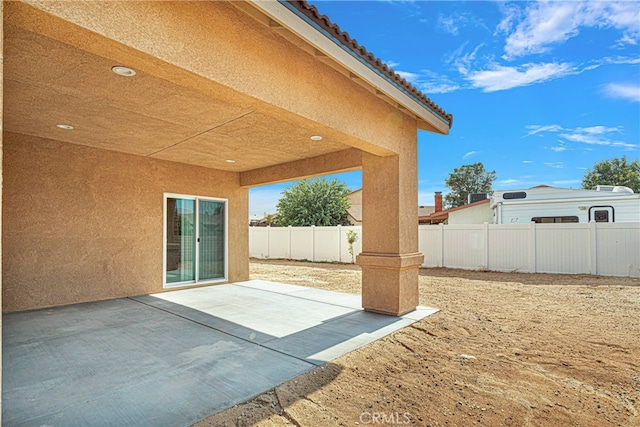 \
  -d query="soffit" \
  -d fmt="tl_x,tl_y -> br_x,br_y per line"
242,0 -> 452,134
3,21 -> 352,172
